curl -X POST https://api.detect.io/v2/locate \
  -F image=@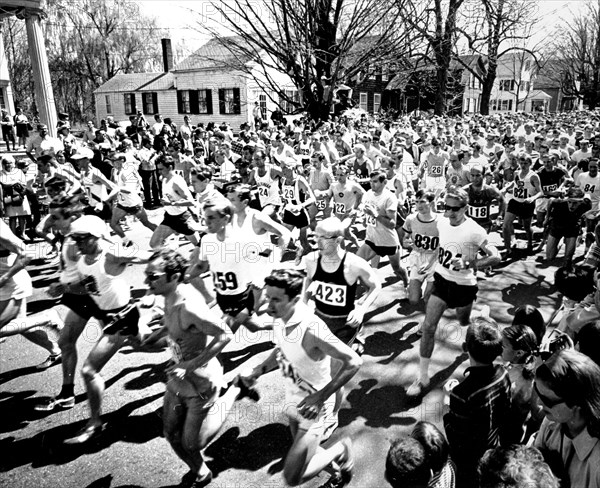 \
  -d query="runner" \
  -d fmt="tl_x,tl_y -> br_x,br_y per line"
464,164 -> 505,232
419,138 -> 448,196
144,248 -> 252,488
357,170 -> 409,290
407,187 -> 500,396
247,148 -> 283,220
307,151 -> 334,223
149,155 -> 199,250
62,215 -> 149,444
0,220 -> 61,368
502,155 -> 543,256
186,199 -> 266,333
237,268 -> 361,487
109,154 -> 157,247
399,190 -> 439,306
575,158 -> 600,251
